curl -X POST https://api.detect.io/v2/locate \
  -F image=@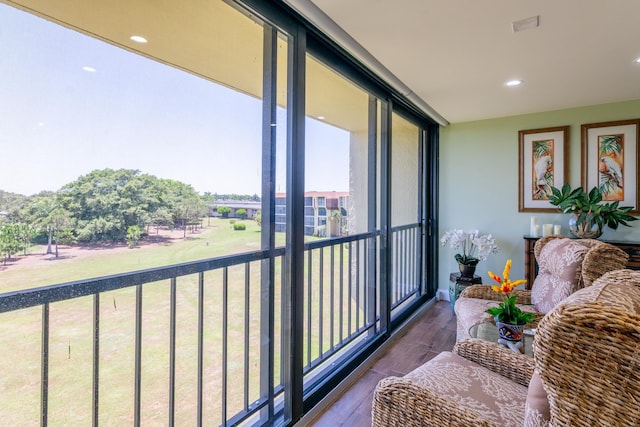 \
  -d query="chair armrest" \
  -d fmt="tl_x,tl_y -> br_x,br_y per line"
459,285 -> 500,300
581,242 -> 629,286
459,286 -> 532,305
454,339 -> 534,387
372,376 -> 495,427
